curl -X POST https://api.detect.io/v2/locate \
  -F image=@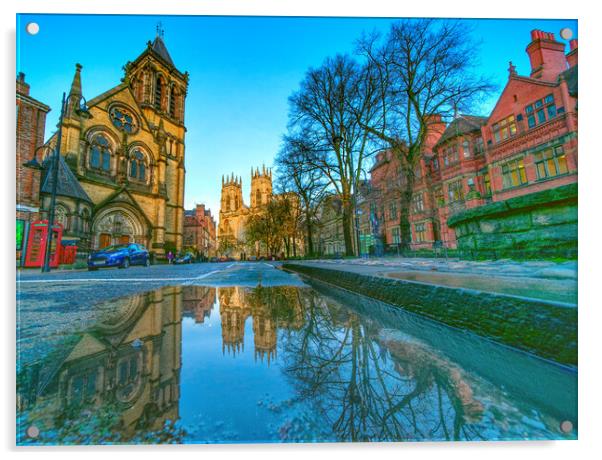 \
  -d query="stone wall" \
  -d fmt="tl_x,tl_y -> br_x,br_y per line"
447,183 -> 577,259
282,263 -> 577,366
